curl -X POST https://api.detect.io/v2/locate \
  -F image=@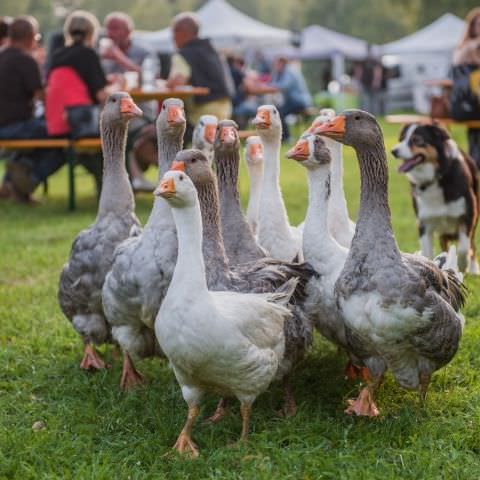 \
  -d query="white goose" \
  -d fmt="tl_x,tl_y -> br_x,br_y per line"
192,114 -> 218,167
102,98 -> 186,389
244,135 -> 264,237
308,109 -> 355,248
155,170 -> 298,457
253,105 -> 303,262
